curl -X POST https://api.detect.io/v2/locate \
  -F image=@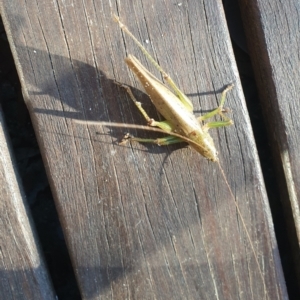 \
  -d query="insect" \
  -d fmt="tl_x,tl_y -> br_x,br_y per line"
112,15 -> 270,299
75,15 -> 269,299
113,15 -> 234,162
